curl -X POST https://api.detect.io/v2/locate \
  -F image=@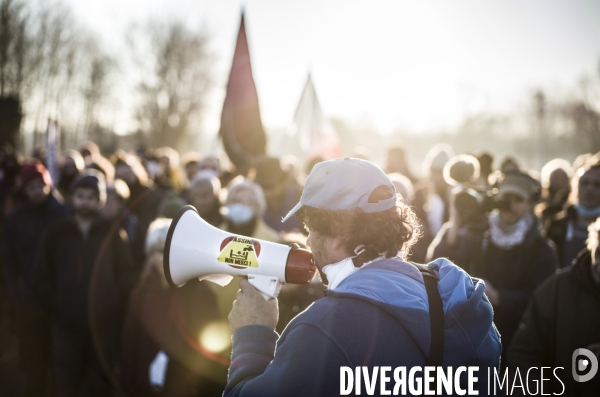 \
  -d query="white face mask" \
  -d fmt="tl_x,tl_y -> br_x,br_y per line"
225,203 -> 255,225
322,245 -> 371,290
322,257 -> 361,290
